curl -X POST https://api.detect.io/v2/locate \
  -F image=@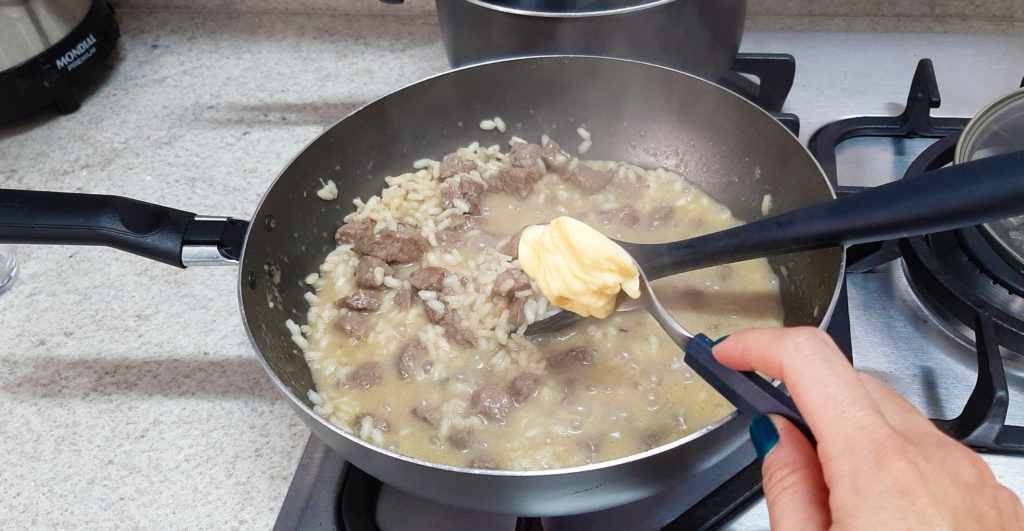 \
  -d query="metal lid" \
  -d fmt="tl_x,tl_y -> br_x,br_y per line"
955,88 -> 1024,269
